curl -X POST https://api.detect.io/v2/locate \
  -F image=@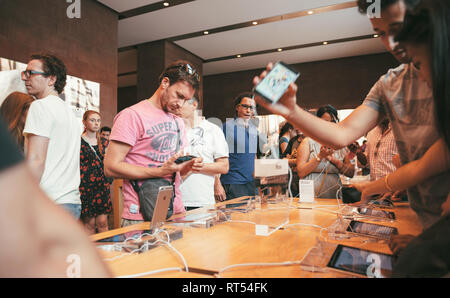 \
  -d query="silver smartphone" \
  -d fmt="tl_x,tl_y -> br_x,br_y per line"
150,185 -> 173,230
